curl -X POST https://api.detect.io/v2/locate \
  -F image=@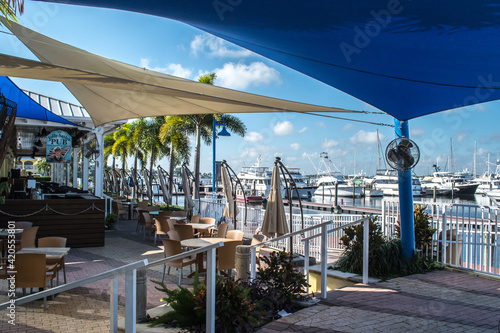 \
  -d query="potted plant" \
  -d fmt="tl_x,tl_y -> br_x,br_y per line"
105,212 -> 117,229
